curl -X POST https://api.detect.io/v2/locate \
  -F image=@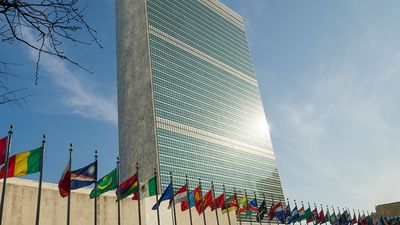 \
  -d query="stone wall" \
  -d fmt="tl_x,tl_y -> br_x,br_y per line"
0,178 -> 241,225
